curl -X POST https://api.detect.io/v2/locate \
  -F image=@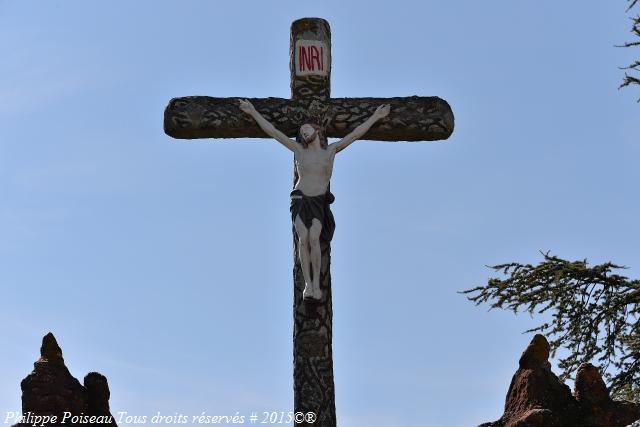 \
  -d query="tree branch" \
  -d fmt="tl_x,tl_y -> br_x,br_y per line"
460,252 -> 640,398
621,1 -> 640,101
